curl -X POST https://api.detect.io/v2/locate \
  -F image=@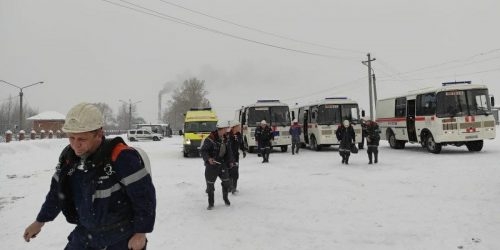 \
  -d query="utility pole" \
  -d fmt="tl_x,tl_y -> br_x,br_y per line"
1,80 -> 44,131
362,54 -> 376,120
119,99 -> 142,129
